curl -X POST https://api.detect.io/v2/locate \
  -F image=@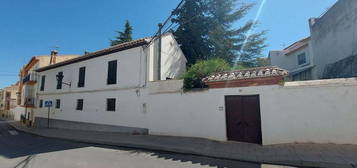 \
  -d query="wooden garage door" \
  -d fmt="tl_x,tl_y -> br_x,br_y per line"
225,95 -> 262,144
